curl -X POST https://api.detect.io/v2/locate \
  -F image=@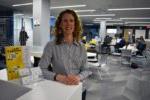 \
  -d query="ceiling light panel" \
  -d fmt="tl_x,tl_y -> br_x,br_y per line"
120,17 -> 150,19
75,9 -> 96,12
79,14 -> 115,17
94,19 -> 122,22
108,7 -> 150,11
50,5 -> 86,9
95,18 -> 112,20
125,22 -> 150,24
12,3 -> 33,7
